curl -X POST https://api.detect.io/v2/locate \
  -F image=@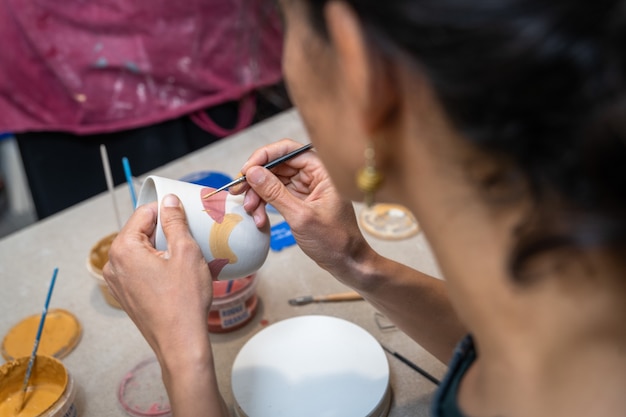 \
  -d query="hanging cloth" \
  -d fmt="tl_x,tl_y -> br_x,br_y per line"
0,0 -> 284,135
